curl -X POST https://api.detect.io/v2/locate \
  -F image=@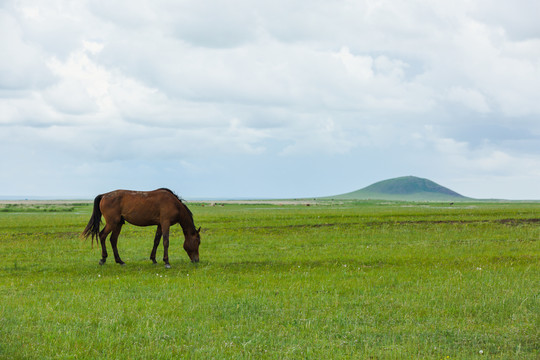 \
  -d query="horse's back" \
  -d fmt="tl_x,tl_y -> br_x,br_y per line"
100,189 -> 177,226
